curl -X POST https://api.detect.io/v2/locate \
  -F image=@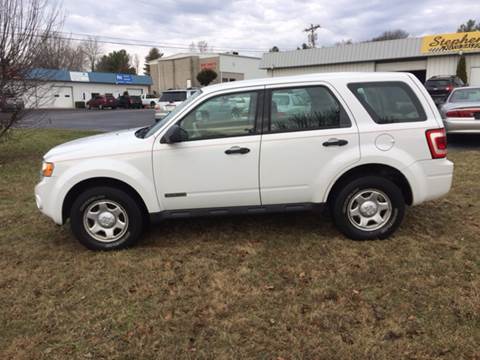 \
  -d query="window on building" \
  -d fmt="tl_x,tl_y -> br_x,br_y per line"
269,86 -> 351,132
348,82 -> 426,124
